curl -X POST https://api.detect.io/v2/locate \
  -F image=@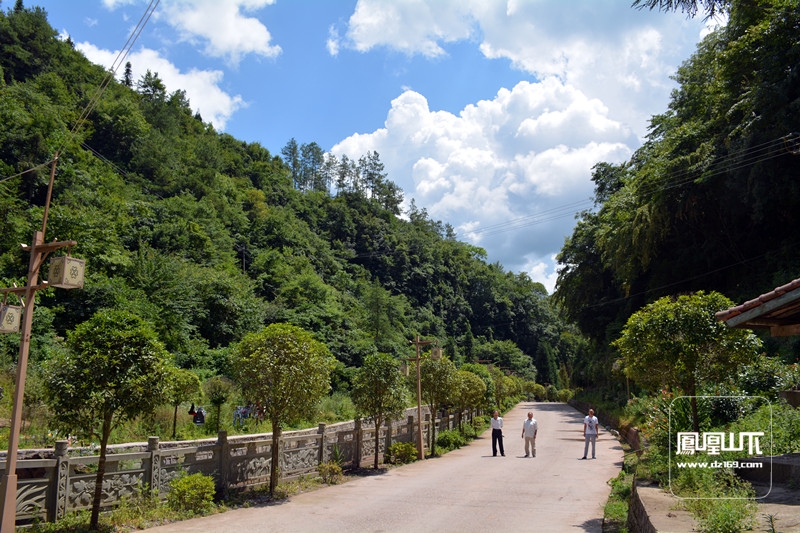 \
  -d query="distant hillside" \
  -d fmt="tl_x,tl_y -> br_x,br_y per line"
0,3 -> 584,388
